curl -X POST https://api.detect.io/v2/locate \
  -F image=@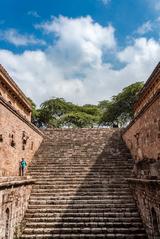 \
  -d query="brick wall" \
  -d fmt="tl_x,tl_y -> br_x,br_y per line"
123,92 -> 160,238
0,67 -> 32,122
0,97 -> 43,176
0,177 -> 34,239
123,92 -> 160,168
134,63 -> 160,116
128,179 -> 160,239
0,83 -> 31,121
